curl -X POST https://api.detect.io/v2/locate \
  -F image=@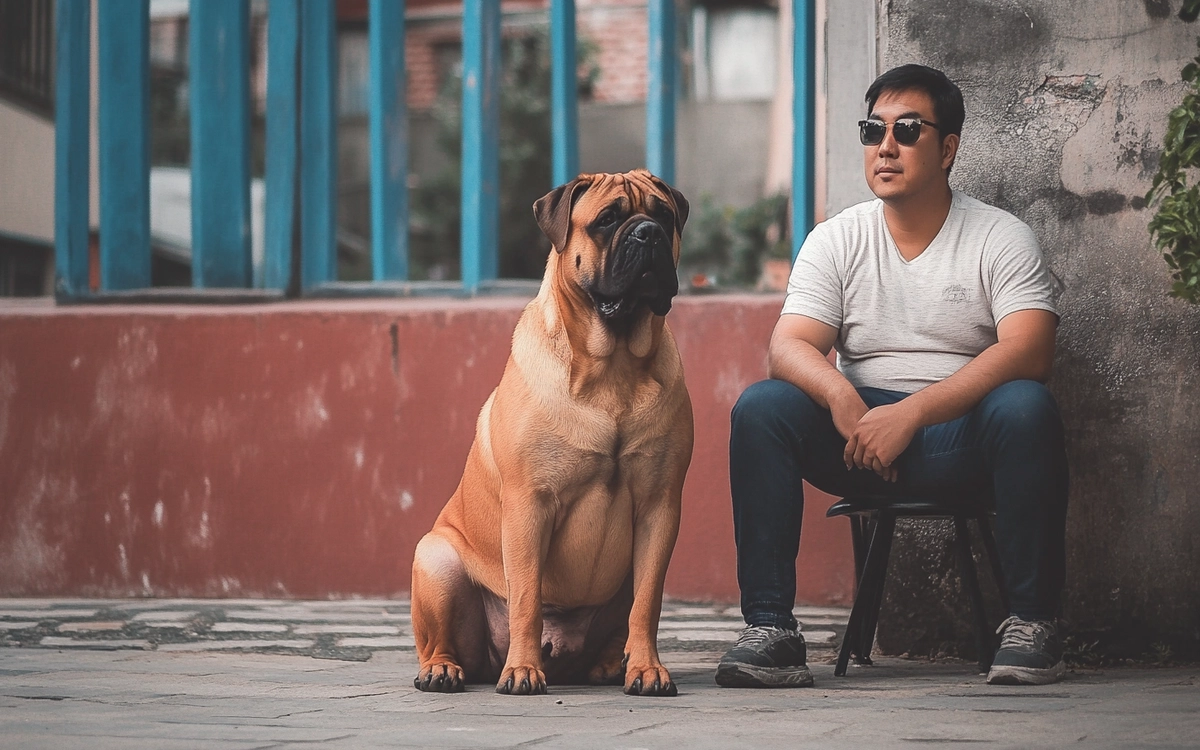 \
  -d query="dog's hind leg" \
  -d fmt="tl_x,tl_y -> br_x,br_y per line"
411,532 -> 489,692
586,627 -> 628,685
